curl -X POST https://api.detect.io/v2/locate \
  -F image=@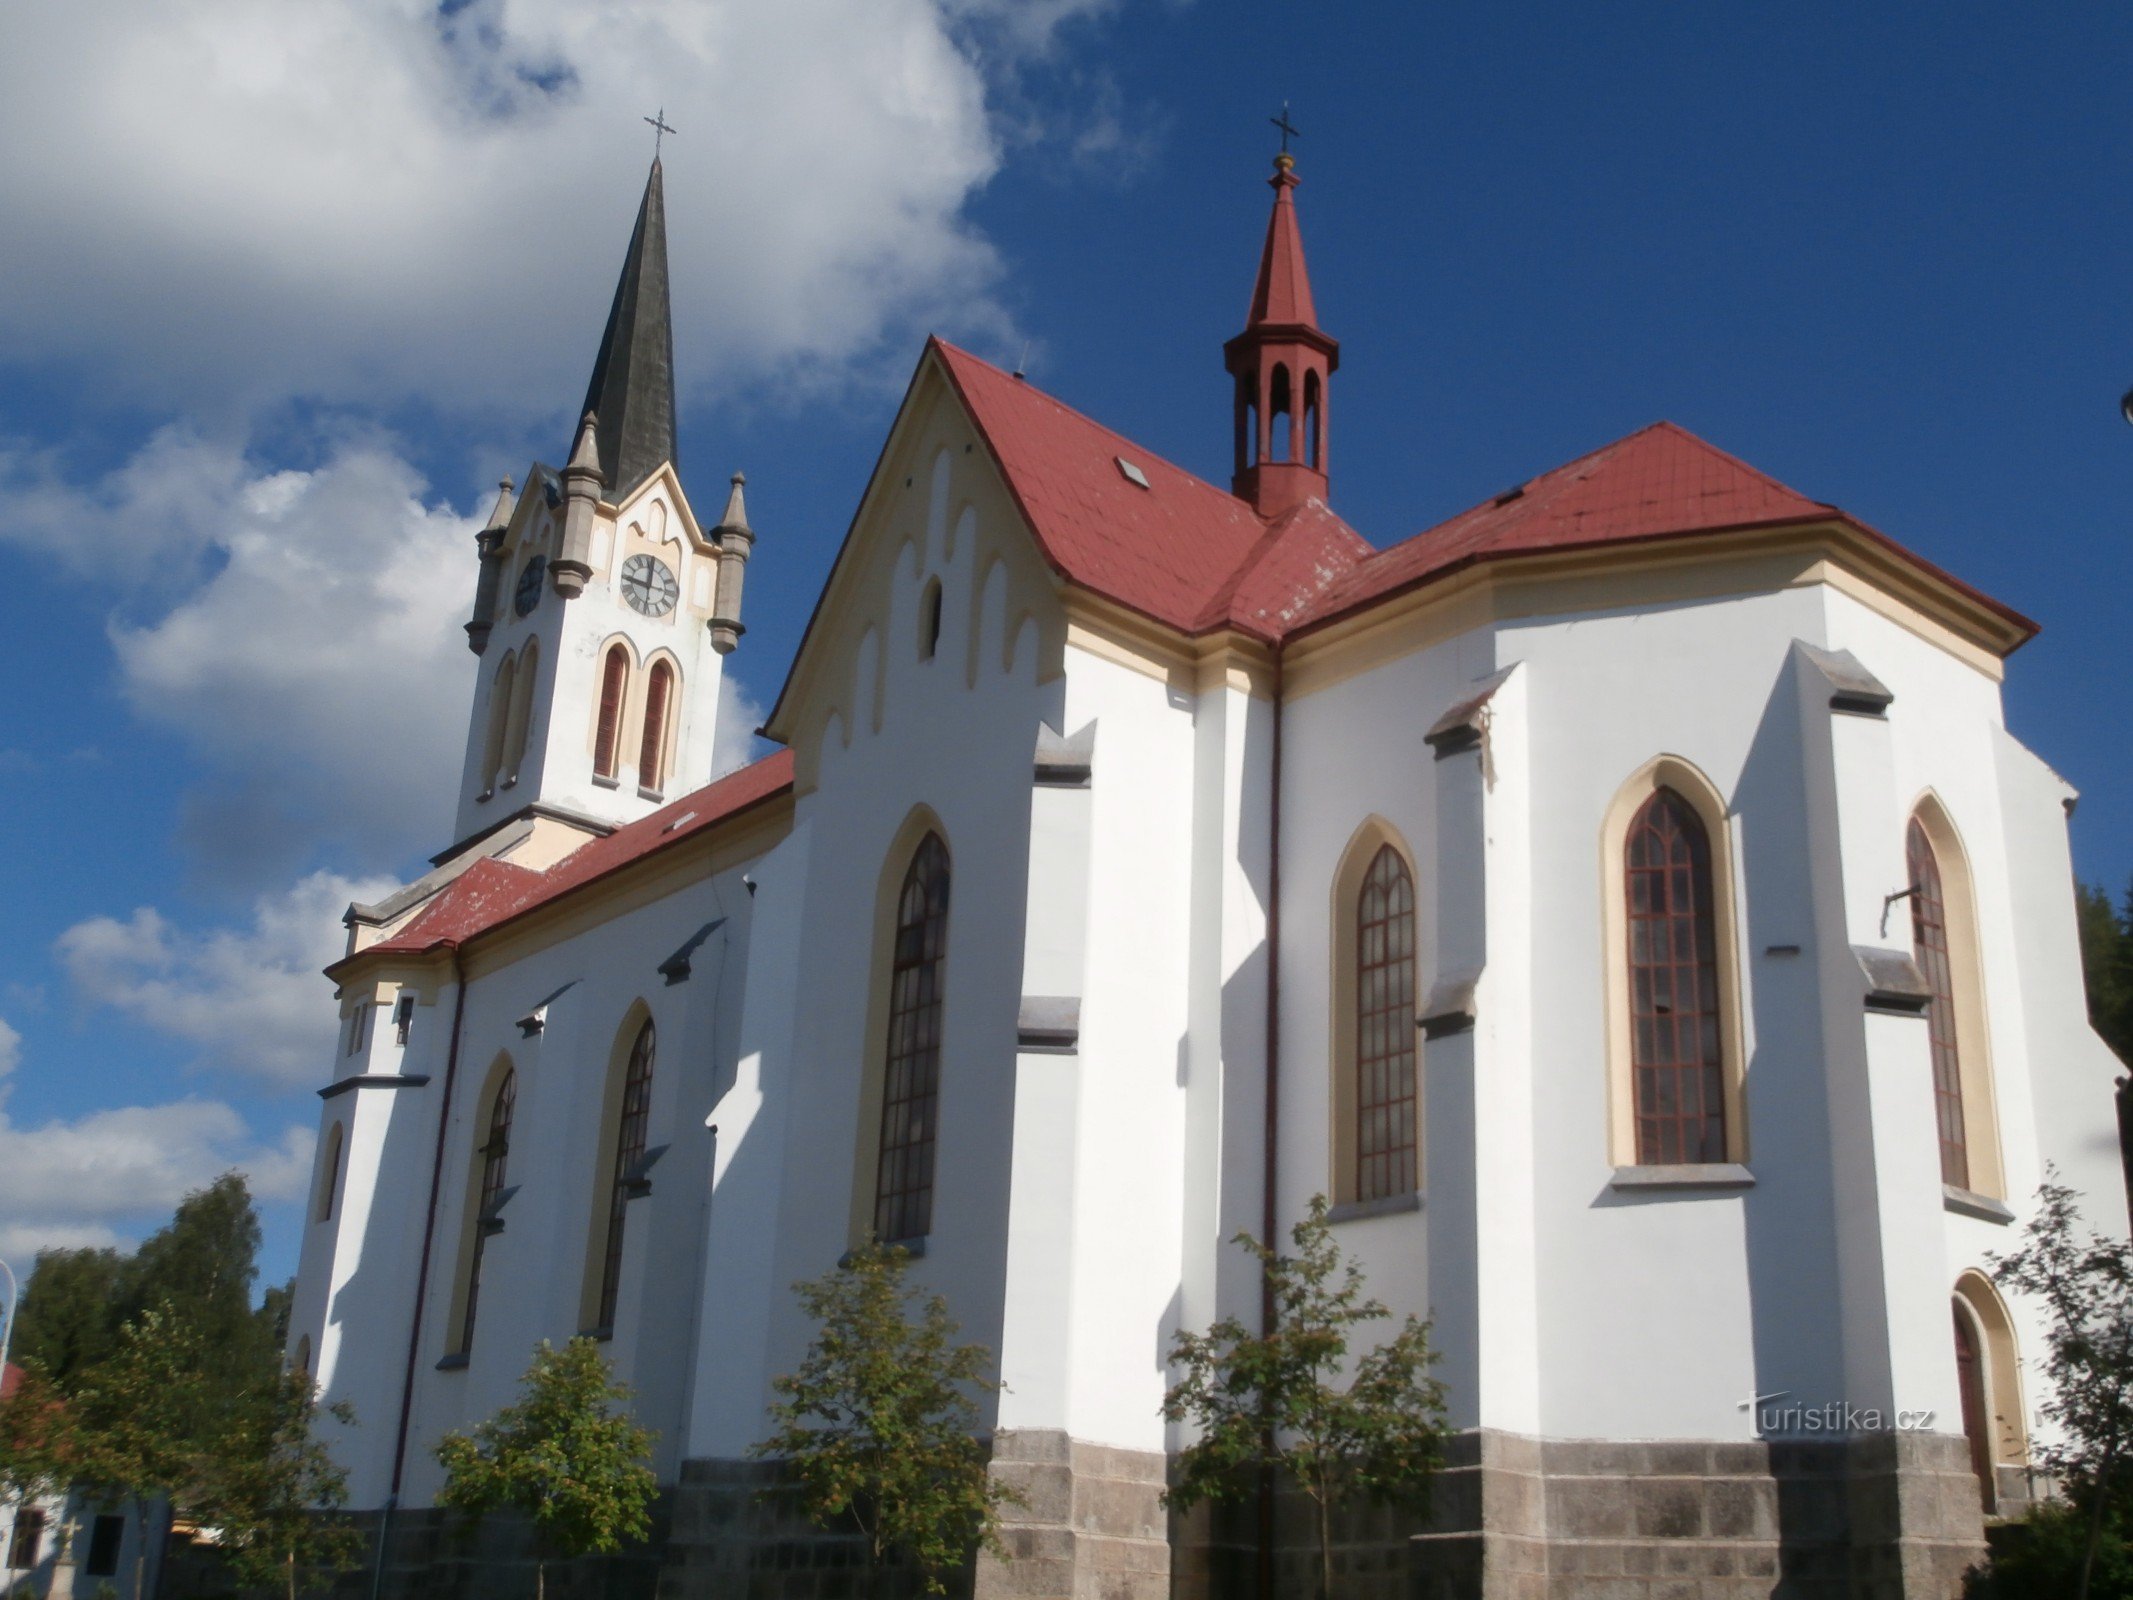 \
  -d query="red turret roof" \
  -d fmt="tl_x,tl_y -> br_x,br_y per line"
1245,159 -> 1318,328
